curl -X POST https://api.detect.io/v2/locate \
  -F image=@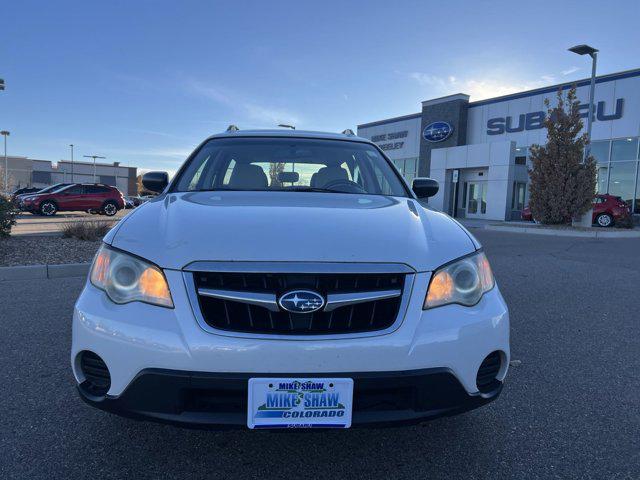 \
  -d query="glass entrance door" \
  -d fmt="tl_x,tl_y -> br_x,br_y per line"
466,181 -> 487,218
